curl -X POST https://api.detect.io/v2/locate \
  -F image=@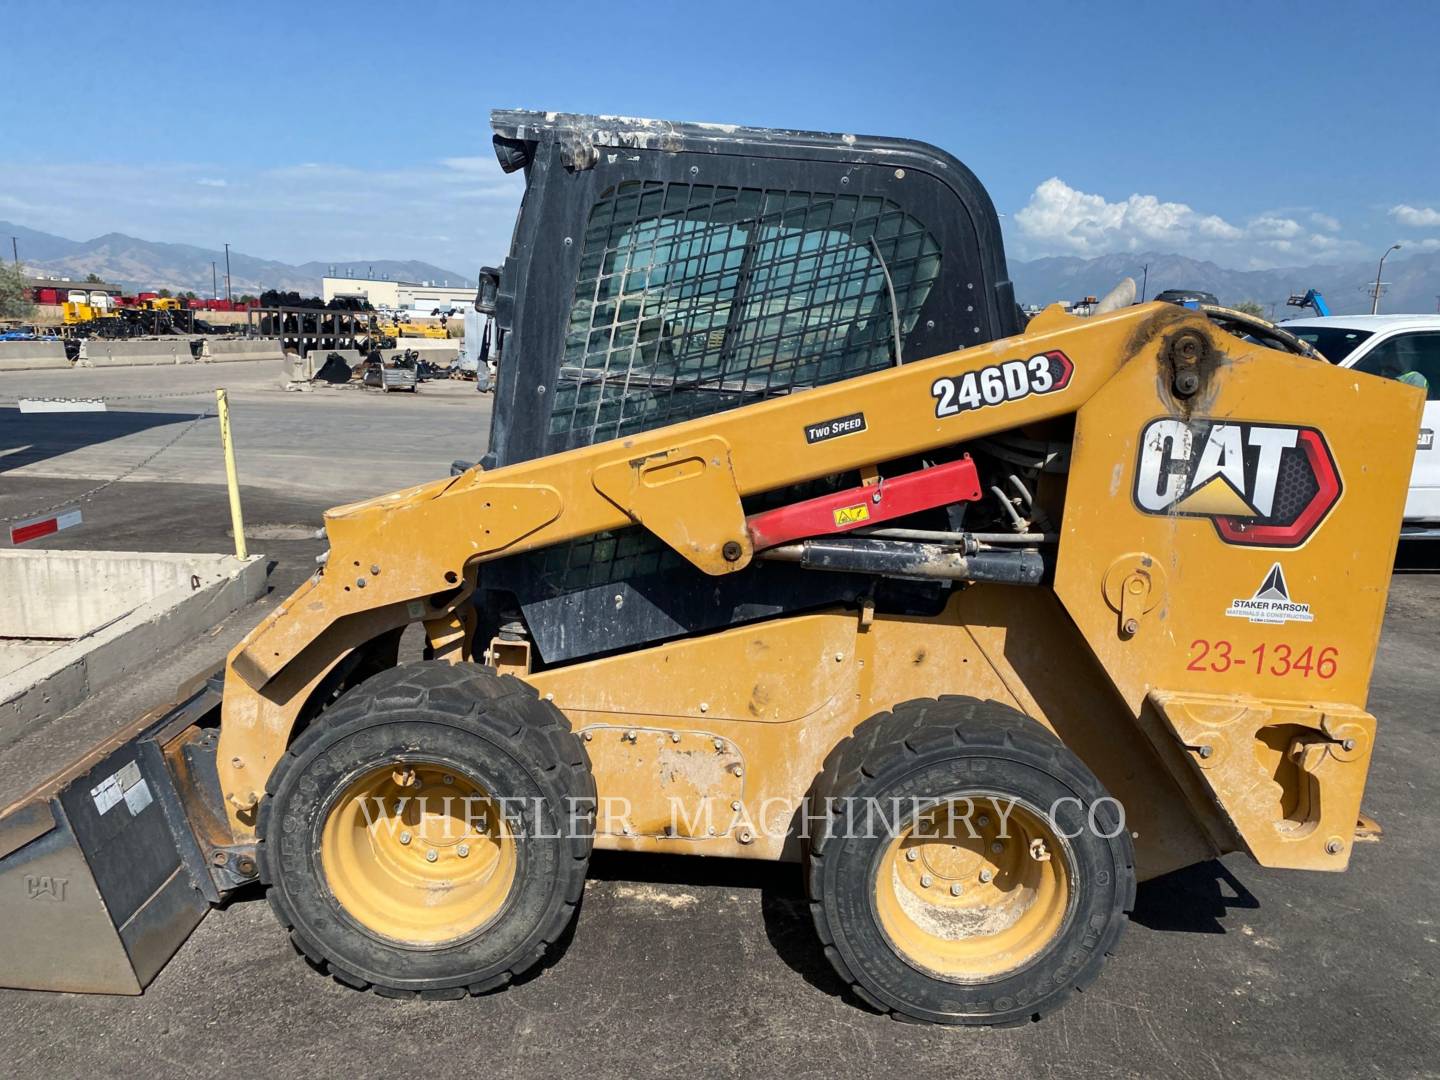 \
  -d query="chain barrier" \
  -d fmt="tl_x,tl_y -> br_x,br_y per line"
1,389 -> 221,405
3,390 -> 217,525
